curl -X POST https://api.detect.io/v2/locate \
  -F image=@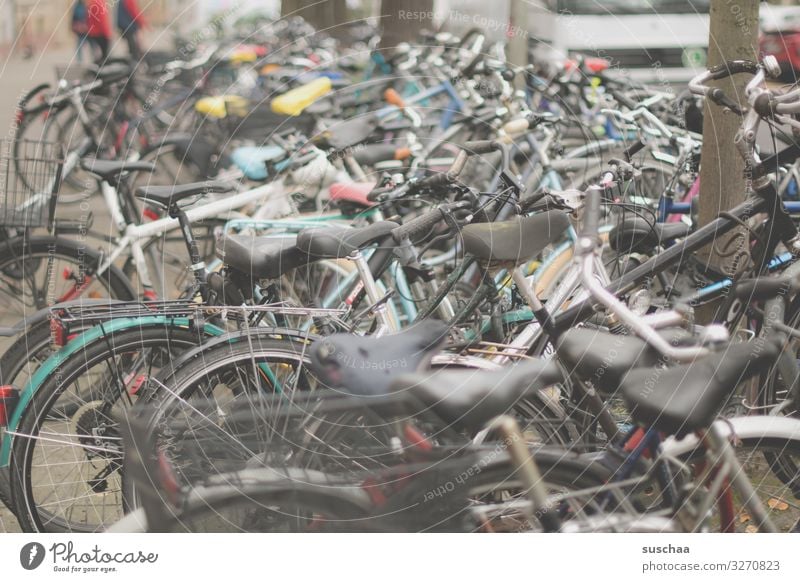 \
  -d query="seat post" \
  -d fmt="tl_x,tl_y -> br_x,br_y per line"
101,181 -> 129,233
169,203 -> 207,290
350,250 -> 396,333
342,150 -> 367,182
511,267 -> 557,338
